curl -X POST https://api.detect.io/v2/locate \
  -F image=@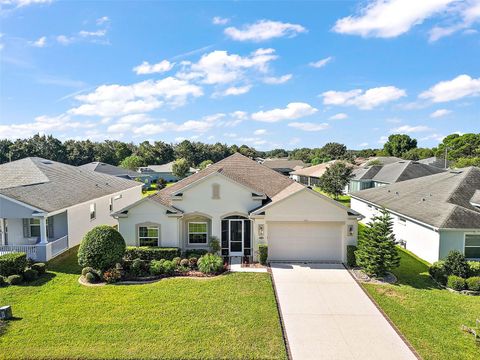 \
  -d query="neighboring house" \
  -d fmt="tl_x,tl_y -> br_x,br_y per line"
290,160 -> 341,187
351,167 -> 480,263
79,162 -> 152,185
418,156 -> 449,169
113,153 -> 359,262
138,161 -> 196,182
261,158 -> 306,176
0,158 -> 143,261
347,160 -> 446,193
